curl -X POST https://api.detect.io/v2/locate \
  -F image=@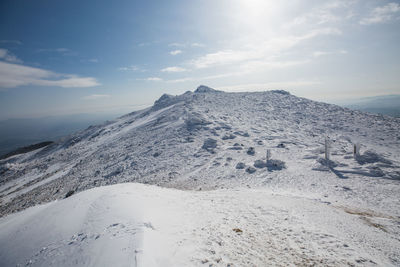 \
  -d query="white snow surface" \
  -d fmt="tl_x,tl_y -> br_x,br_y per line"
0,86 -> 399,266
0,183 -> 398,266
